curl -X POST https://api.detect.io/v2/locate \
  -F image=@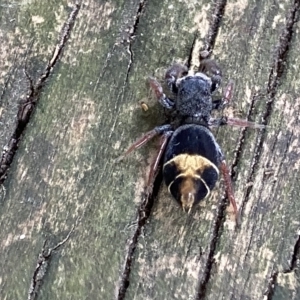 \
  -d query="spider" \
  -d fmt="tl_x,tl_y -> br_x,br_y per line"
121,59 -> 263,222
